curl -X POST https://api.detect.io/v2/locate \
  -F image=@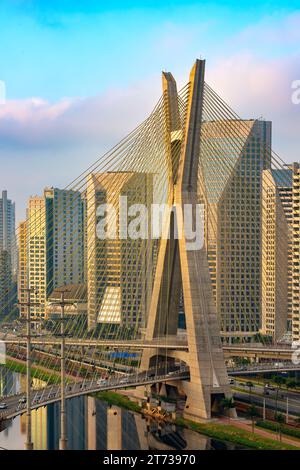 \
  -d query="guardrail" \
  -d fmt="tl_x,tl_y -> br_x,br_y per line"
228,362 -> 300,373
